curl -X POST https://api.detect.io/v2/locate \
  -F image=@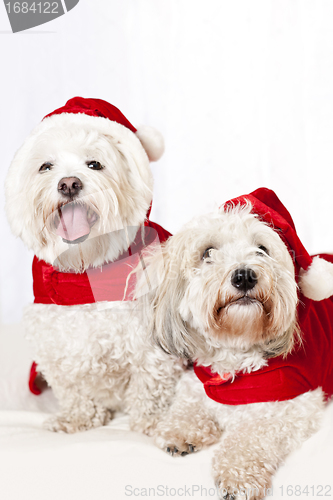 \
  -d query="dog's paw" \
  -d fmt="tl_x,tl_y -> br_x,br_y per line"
166,443 -> 196,456
213,450 -> 272,500
44,407 -> 112,433
44,415 -> 75,433
215,481 -> 269,500
154,413 -> 221,456
215,488 -> 237,500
